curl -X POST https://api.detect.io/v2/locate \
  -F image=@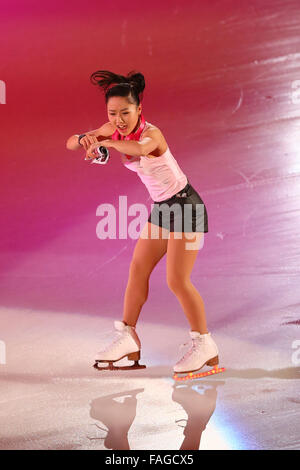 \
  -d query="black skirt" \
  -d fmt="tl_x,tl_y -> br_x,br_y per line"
147,180 -> 208,233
